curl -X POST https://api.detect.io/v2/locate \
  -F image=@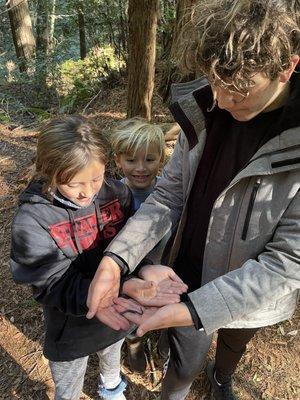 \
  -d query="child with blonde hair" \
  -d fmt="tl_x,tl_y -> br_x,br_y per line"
111,117 -> 168,372
111,117 -> 165,211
